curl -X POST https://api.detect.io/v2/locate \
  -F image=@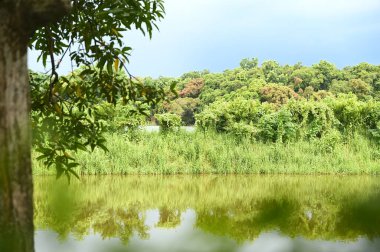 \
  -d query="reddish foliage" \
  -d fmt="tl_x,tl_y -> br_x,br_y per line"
179,78 -> 205,98
260,84 -> 299,106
